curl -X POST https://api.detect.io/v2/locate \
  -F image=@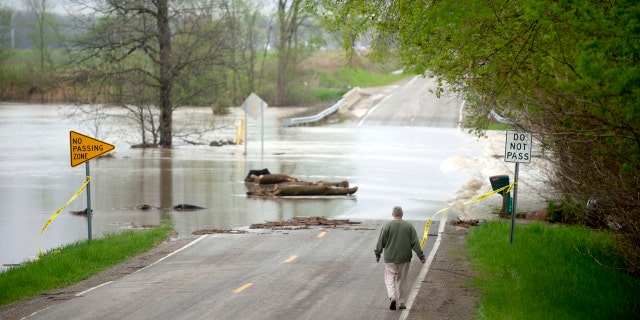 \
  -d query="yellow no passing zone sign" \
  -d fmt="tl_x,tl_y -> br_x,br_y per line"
69,131 -> 115,167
